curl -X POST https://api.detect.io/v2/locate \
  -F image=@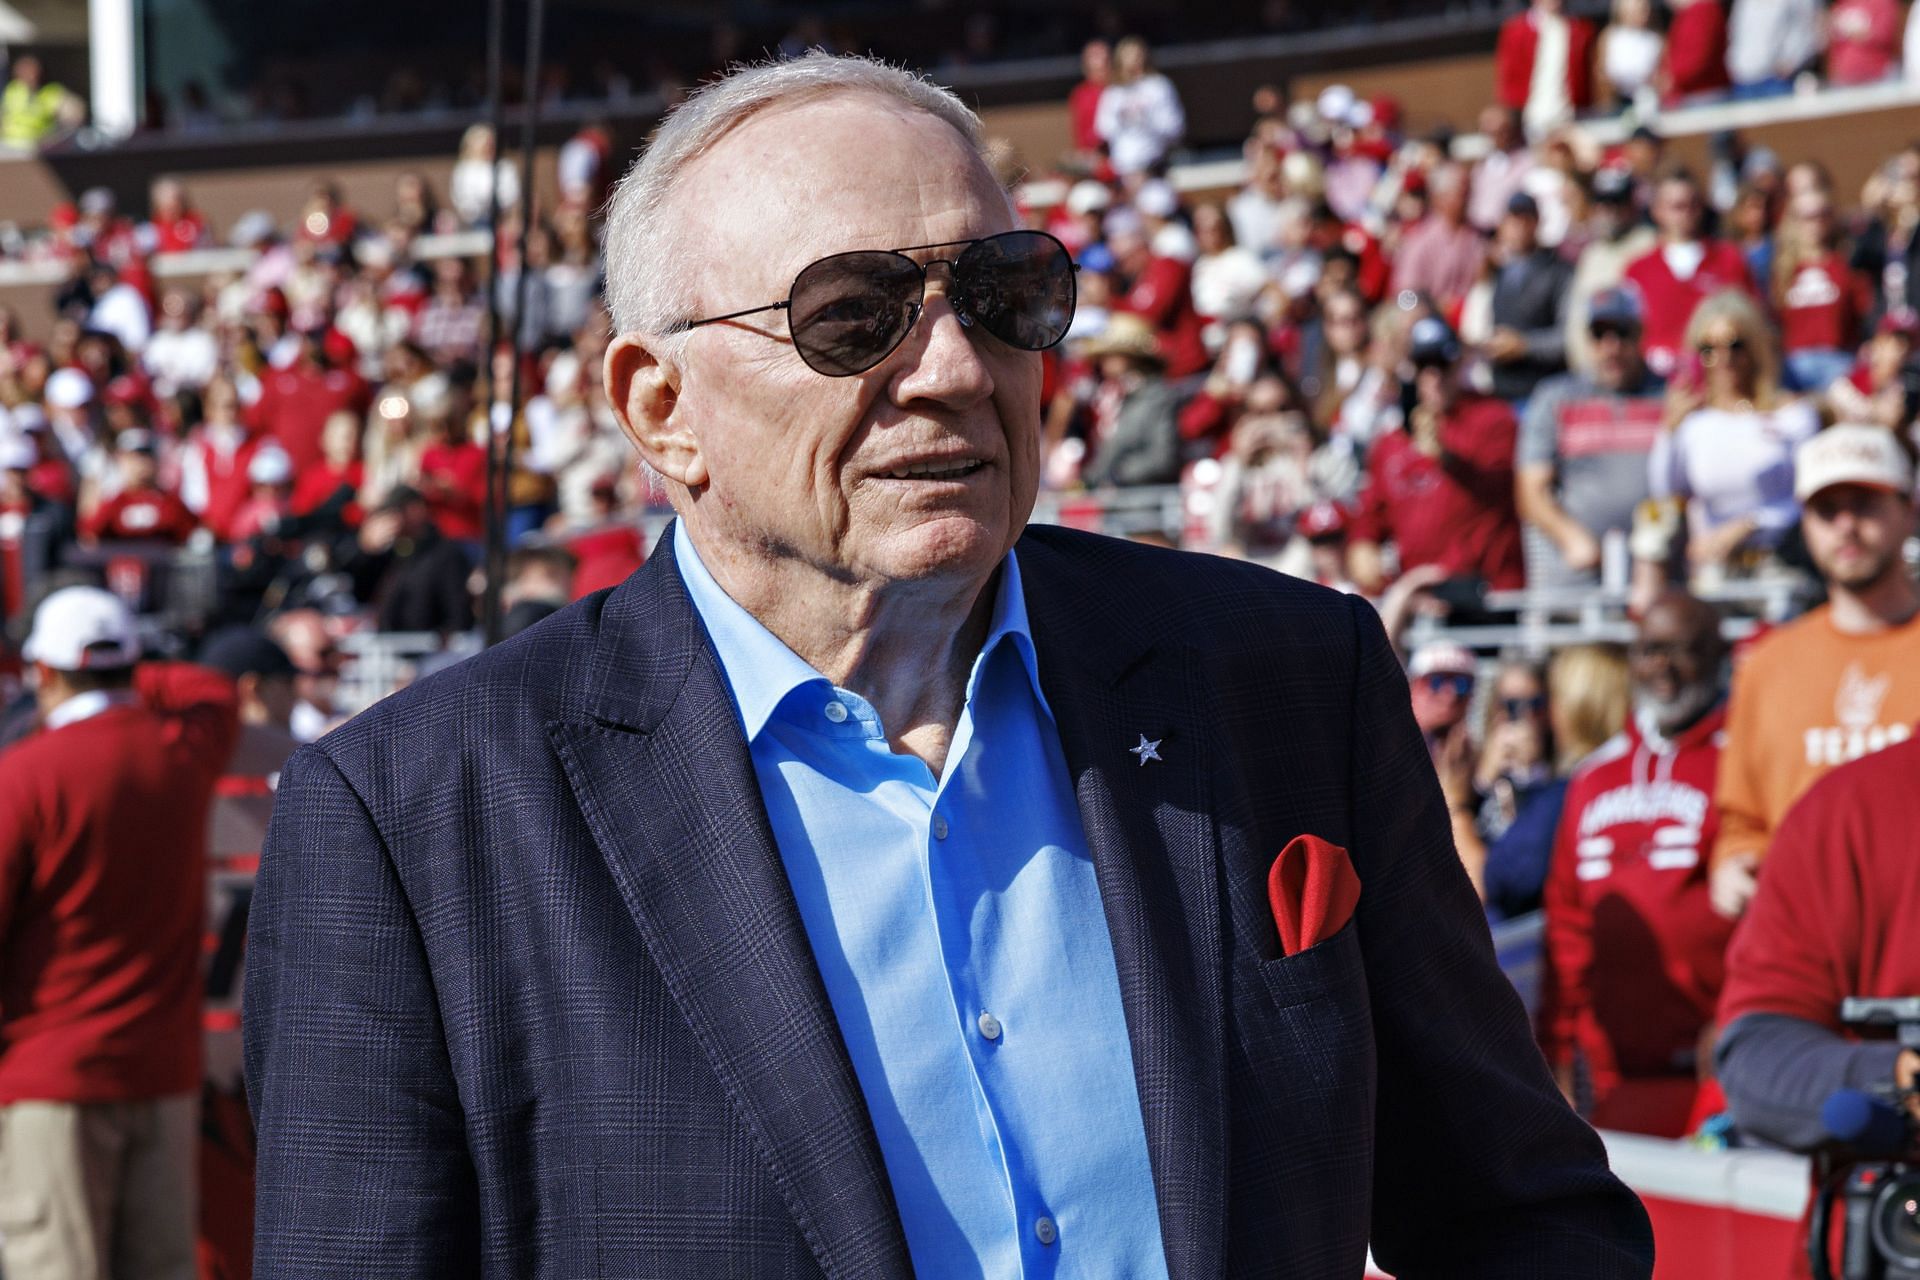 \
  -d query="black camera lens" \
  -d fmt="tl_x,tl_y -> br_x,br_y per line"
1871,1176 -> 1920,1271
